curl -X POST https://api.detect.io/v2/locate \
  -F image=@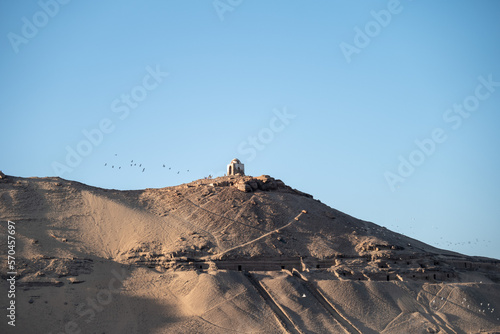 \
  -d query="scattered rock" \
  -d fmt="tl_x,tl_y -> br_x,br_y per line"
68,277 -> 85,284
293,188 -> 313,198
248,179 -> 258,190
236,181 -> 252,192
255,175 -> 277,190
325,211 -> 336,219
234,175 -> 279,193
